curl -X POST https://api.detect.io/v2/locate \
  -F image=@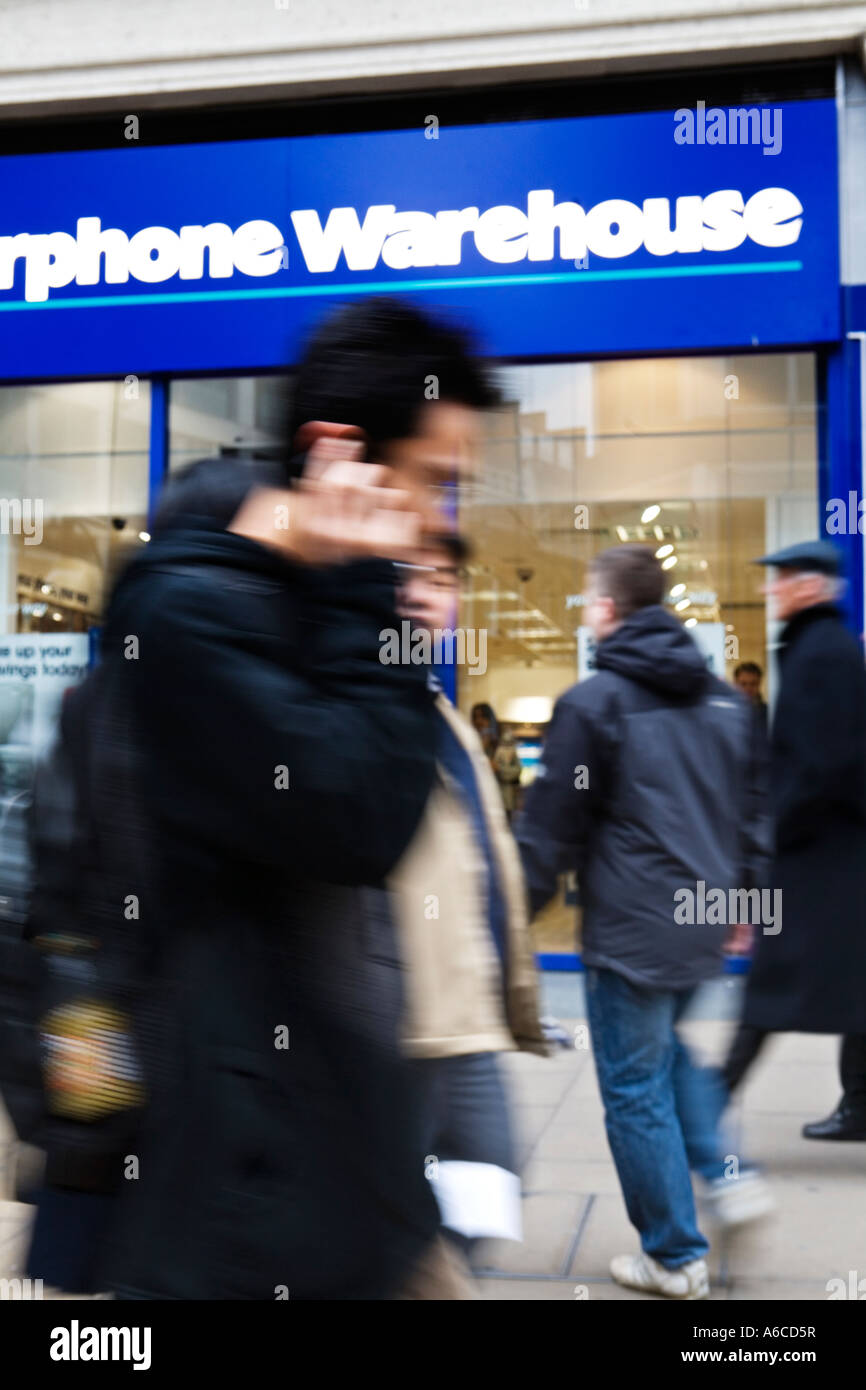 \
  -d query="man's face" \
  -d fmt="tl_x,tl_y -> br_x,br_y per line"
735,669 -> 762,701
764,567 -> 825,622
381,401 -> 480,533
396,546 -> 459,632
